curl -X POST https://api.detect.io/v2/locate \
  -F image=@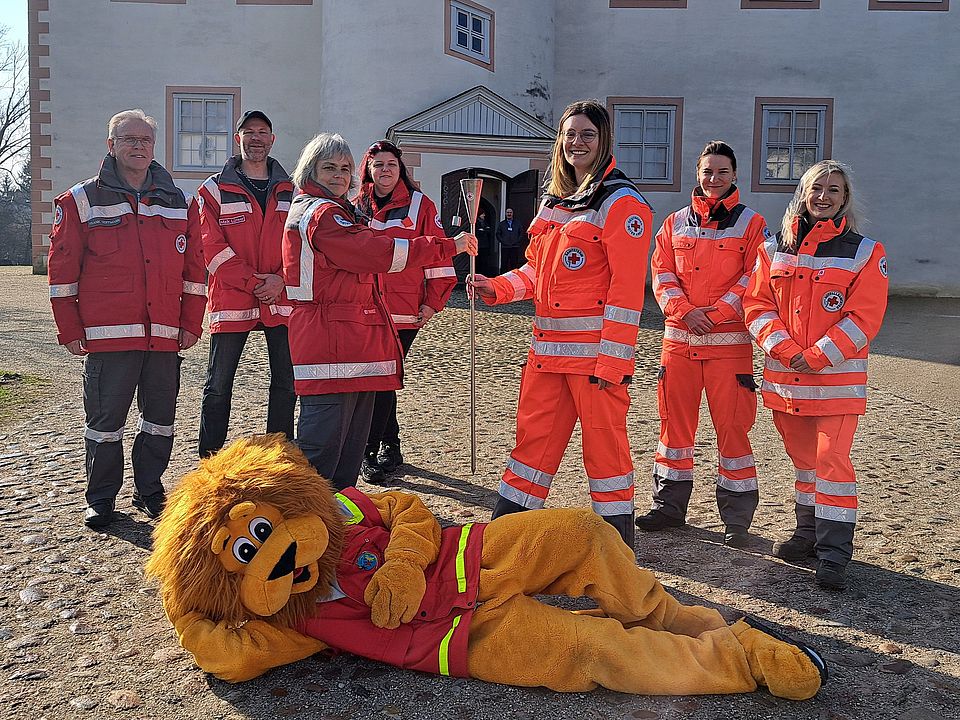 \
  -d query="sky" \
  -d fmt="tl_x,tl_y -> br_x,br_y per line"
1,0 -> 28,45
